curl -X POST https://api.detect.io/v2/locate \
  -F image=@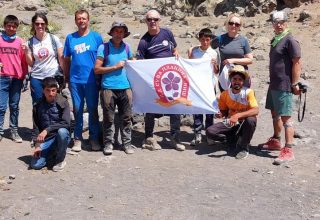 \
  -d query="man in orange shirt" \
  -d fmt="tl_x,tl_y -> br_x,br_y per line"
206,65 -> 259,159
